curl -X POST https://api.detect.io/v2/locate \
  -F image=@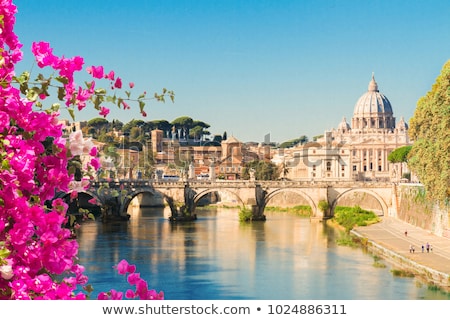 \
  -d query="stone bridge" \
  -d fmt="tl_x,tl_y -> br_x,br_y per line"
82,179 -> 397,221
